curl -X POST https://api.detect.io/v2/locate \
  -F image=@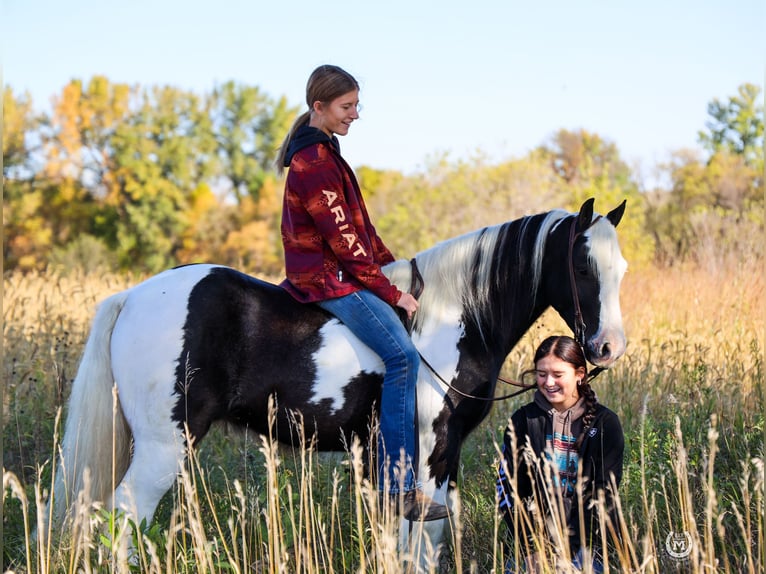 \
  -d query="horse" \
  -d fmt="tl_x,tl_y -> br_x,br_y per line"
49,197 -> 628,556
